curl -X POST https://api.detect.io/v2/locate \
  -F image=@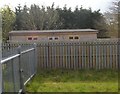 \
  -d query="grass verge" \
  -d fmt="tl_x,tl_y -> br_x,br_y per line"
26,69 -> 118,92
